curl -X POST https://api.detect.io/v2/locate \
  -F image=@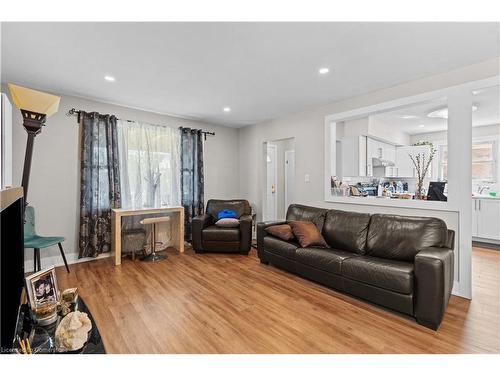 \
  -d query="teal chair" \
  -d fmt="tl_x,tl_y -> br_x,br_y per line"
24,206 -> 70,273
